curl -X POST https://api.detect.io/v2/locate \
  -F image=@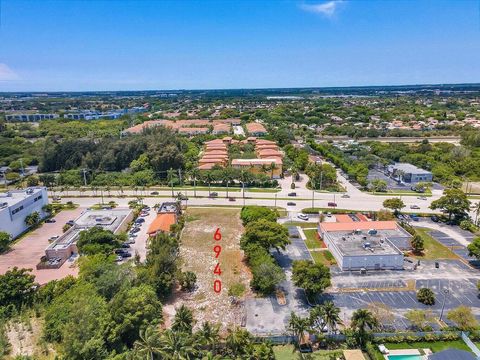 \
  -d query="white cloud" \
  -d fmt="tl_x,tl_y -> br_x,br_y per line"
300,1 -> 344,17
0,63 -> 19,81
